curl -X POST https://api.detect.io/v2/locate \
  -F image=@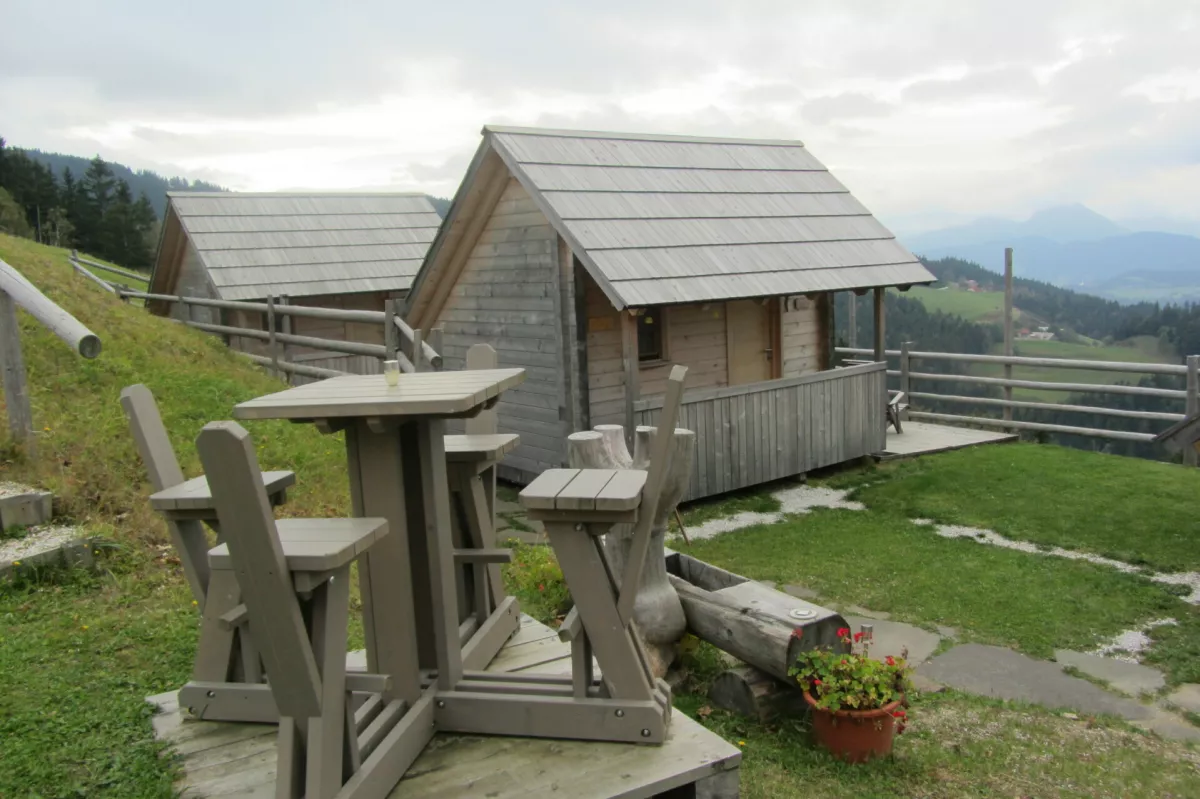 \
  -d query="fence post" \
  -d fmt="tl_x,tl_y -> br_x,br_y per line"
900,341 -> 911,420
429,327 -> 444,372
412,329 -> 424,373
0,290 -> 34,456
278,296 -> 291,385
266,294 -> 280,379
1003,247 -> 1014,431
384,298 -> 399,362
1187,355 -> 1199,466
